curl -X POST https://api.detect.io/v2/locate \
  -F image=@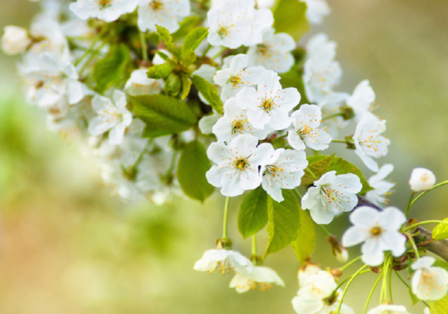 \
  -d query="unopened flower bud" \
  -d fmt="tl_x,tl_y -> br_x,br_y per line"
2,26 -> 31,55
331,268 -> 343,278
327,235 -> 349,262
215,238 -> 233,250
409,168 -> 436,192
